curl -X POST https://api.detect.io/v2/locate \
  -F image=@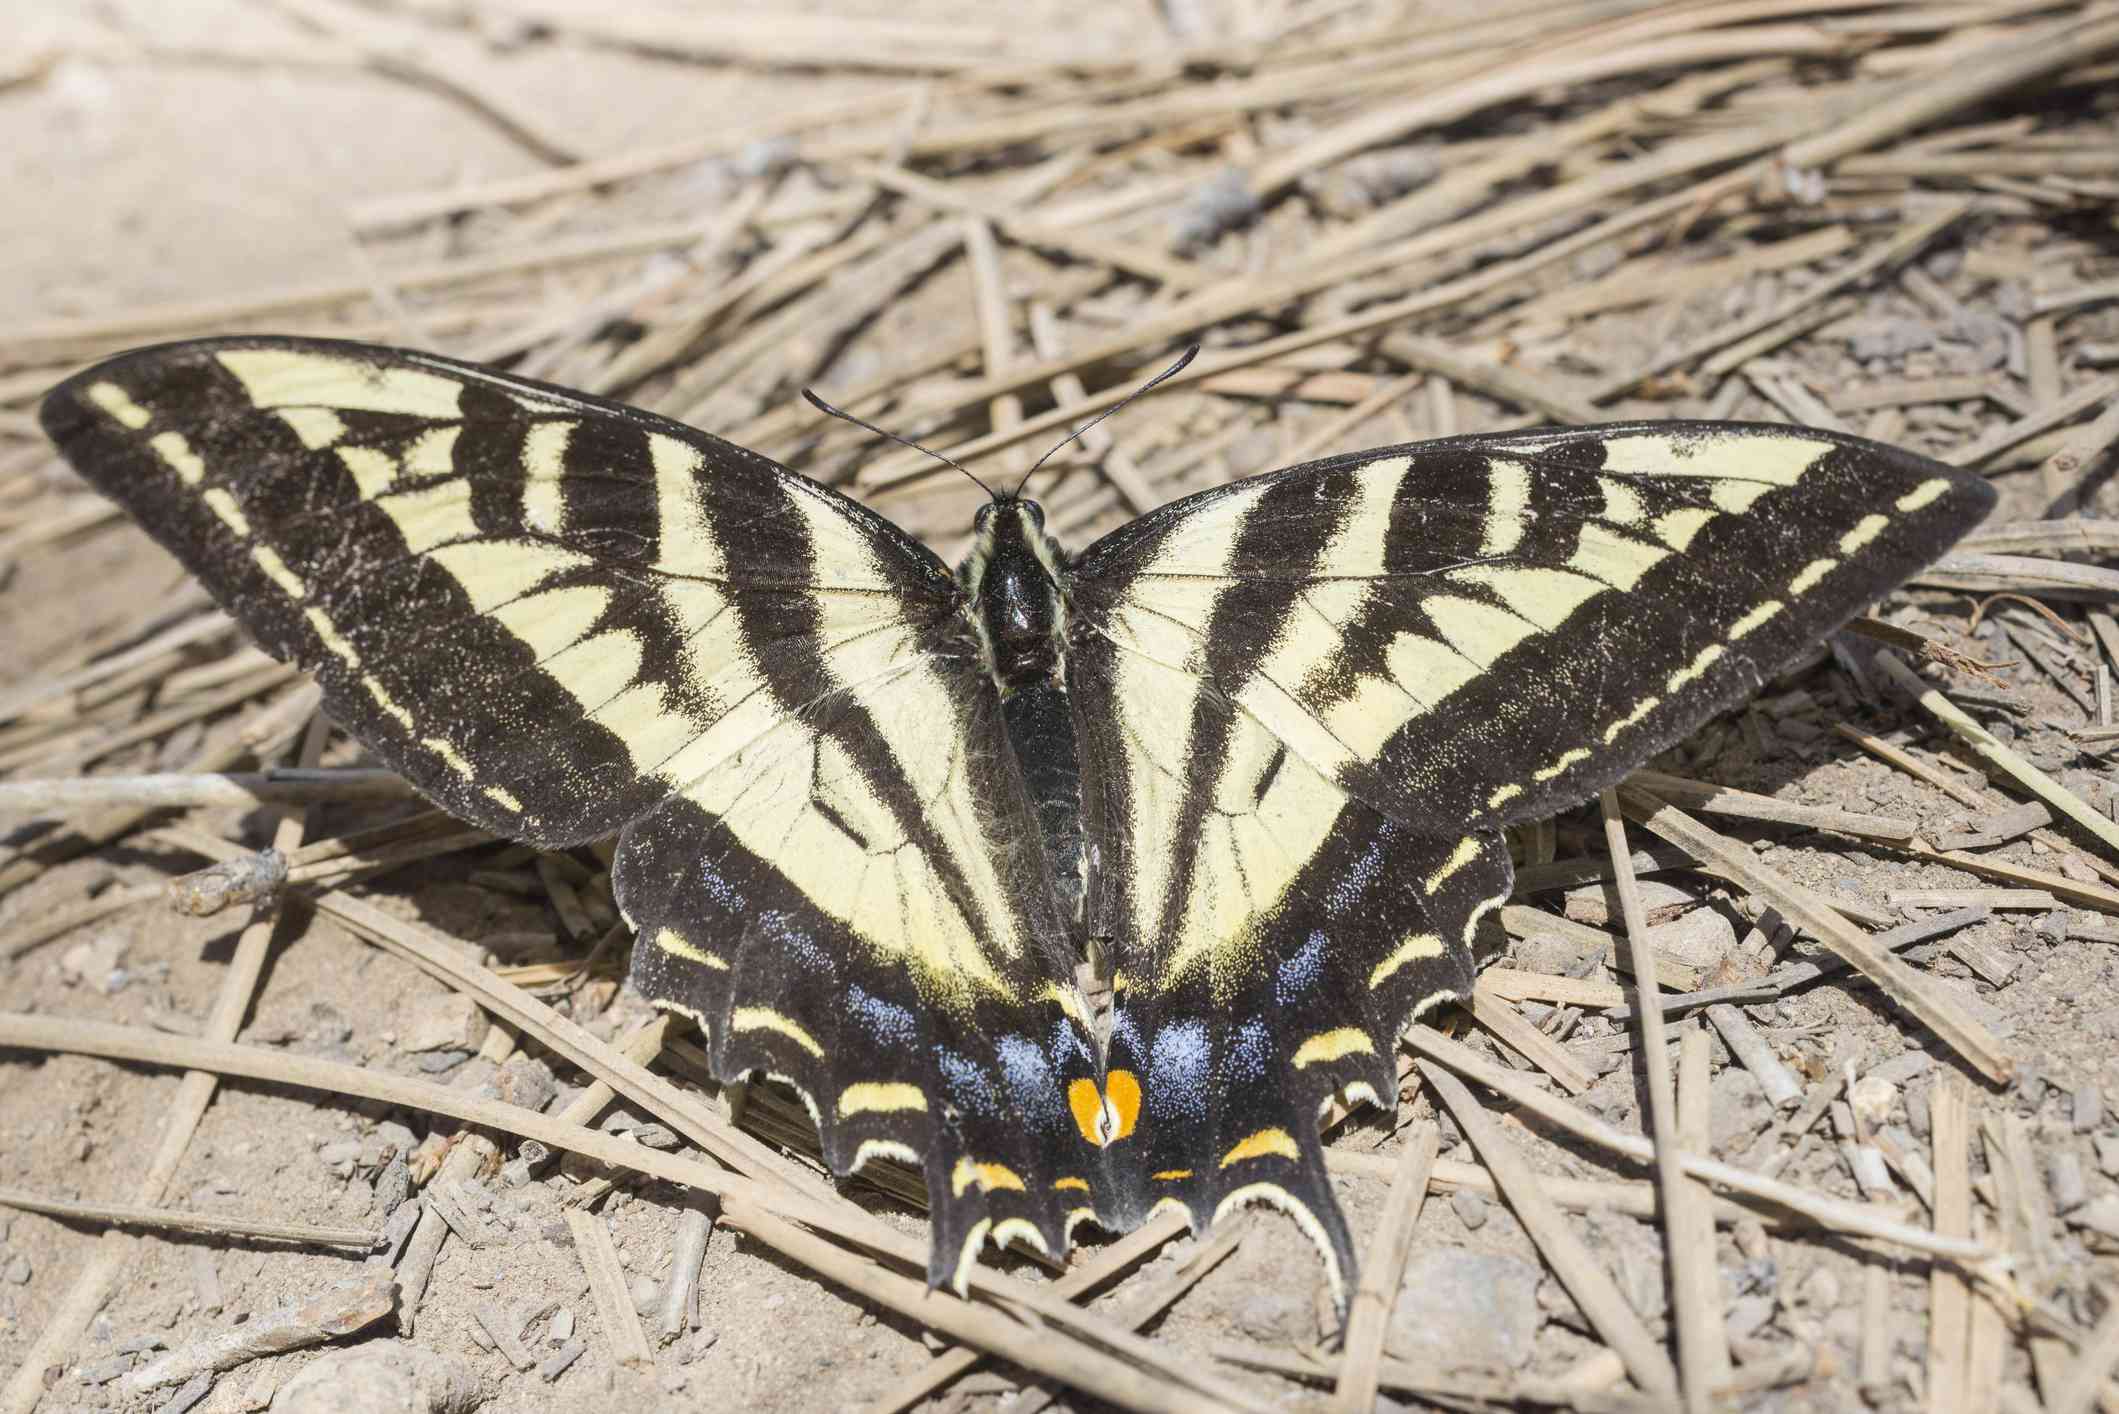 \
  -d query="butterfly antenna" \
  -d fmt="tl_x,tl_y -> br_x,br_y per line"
802,388 -> 998,501
1012,345 -> 1199,498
